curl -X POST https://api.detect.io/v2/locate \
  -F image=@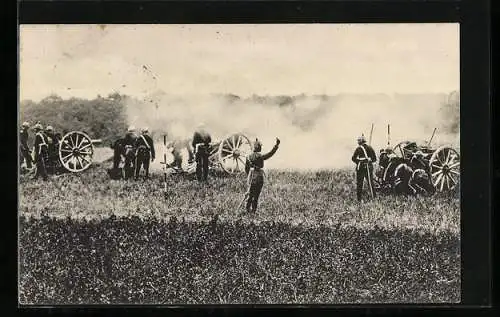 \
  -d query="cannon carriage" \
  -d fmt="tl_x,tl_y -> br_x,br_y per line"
22,131 -> 102,175
163,132 -> 253,176
373,126 -> 460,194
389,141 -> 460,192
